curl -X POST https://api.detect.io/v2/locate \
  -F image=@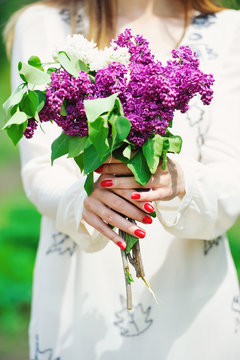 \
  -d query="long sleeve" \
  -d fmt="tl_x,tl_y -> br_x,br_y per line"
12,5 -> 108,252
156,13 -> 240,240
